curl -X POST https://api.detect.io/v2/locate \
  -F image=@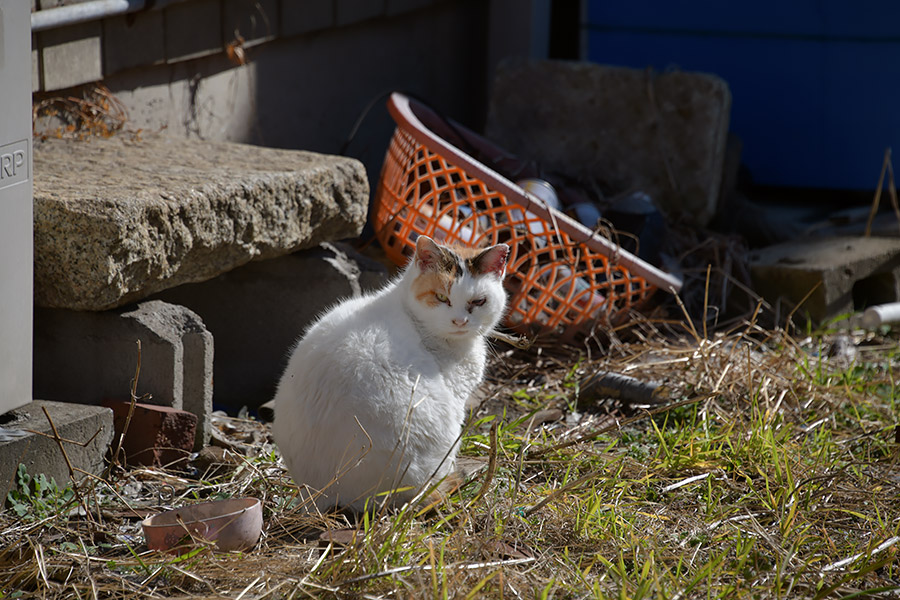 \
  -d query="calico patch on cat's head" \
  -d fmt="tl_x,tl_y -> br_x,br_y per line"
407,236 -> 509,341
